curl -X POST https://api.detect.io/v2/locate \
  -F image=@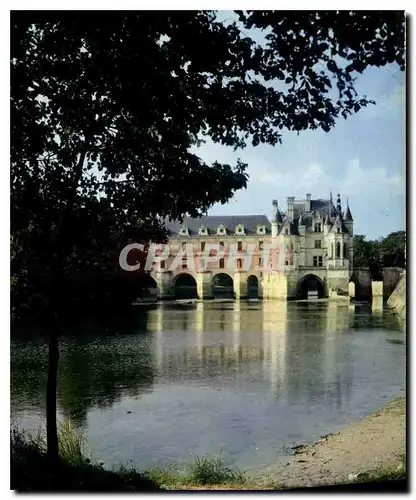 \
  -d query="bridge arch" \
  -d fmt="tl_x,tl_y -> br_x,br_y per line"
247,274 -> 259,299
212,272 -> 234,299
173,273 -> 198,299
297,274 -> 325,299
137,273 -> 158,299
